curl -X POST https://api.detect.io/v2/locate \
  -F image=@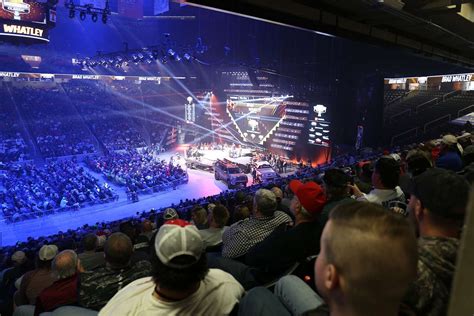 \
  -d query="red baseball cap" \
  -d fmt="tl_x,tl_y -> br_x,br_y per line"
289,180 -> 326,215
